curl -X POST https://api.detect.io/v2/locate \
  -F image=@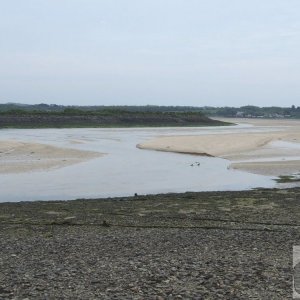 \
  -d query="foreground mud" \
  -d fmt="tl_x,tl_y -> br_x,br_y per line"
1,188 -> 300,299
